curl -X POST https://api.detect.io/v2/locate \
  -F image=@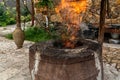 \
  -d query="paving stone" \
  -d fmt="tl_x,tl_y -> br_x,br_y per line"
8,67 -> 31,80
0,36 -> 33,80
0,66 -> 5,72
